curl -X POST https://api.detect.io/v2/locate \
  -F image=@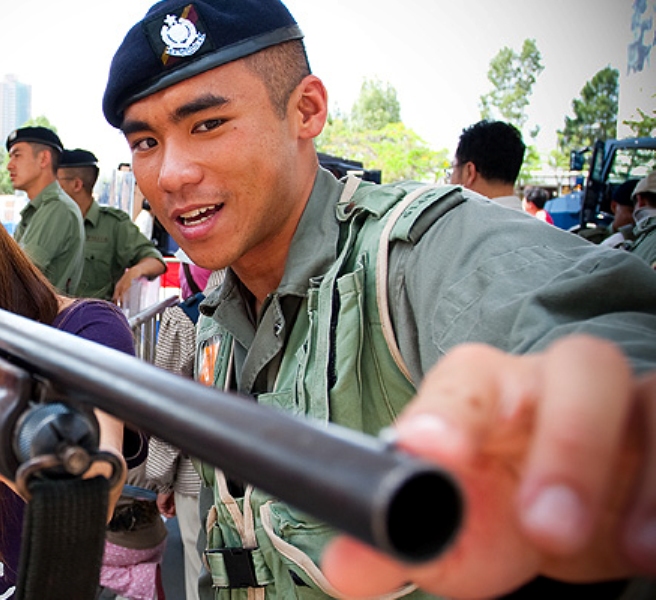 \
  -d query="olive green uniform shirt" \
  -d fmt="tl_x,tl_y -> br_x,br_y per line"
197,169 -> 656,599
14,181 -> 84,295
628,215 -> 656,269
78,201 -> 166,300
